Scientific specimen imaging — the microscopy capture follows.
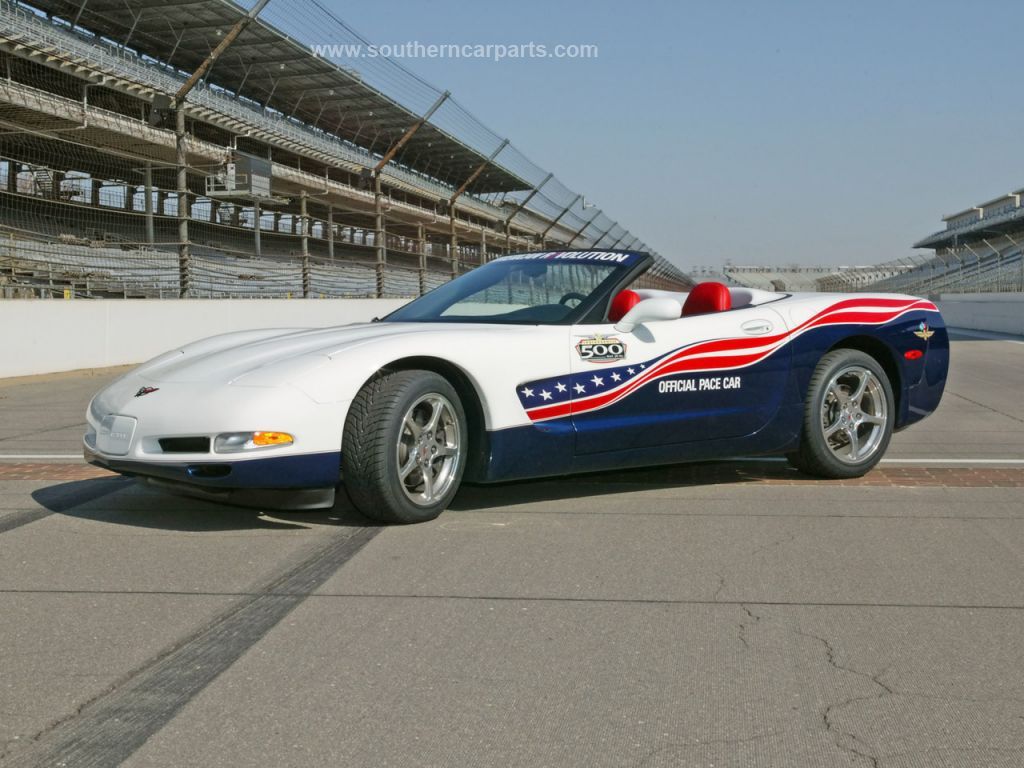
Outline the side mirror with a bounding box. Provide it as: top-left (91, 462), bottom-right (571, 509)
top-left (614, 298), bottom-right (681, 333)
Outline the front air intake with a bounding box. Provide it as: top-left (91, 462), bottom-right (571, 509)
top-left (158, 437), bottom-right (211, 453)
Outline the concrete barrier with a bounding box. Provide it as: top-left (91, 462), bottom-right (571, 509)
top-left (937, 293), bottom-right (1024, 336)
top-left (0, 298), bottom-right (408, 378)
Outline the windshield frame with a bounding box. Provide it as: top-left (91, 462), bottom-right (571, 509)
top-left (382, 251), bottom-right (654, 326)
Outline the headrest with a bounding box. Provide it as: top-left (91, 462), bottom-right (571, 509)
top-left (608, 289), bottom-right (642, 322)
top-left (682, 282), bottom-right (731, 316)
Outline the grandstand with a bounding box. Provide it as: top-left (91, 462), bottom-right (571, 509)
top-left (684, 264), bottom-right (913, 294)
top-left (0, 0), bottom-right (689, 299)
top-left (817, 192), bottom-right (1024, 296)
top-left (691, 191), bottom-right (1024, 296)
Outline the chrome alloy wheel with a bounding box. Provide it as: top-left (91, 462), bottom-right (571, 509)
top-left (820, 365), bottom-right (888, 464)
top-left (396, 393), bottom-right (462, 506)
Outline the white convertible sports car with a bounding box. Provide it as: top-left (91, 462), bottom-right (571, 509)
top-left (85, 250), bottom-right (948, 523)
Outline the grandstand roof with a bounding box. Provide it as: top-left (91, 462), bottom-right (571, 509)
top-left (918, 189), bottom-right (1024, 249)
top-left (26, 0), bottom-right (531, 194)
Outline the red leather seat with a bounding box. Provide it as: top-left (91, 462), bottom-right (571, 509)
top-left (608, 289), bottom-right (641, 322)
top-left (682, 282), bottom-right (731, 316)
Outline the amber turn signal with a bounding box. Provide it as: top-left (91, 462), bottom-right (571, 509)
top-left (251, 431), bottom-right (294, 447)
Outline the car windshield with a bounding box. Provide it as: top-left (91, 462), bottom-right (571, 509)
top-left (383, 251), bottom-right (646, 324)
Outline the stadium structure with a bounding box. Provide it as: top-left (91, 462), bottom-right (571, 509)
top-left (0, 0), bottom-right (690, 299)
top-left (821, 191), bottom-right (1024, 296)
top-left (696, 190), bottom-right (1024, 297)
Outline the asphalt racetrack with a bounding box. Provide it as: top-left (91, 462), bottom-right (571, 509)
top-left (0, 330), bottom-right (1022, 767)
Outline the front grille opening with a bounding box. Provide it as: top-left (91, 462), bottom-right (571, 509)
top-left (159, 437), bottom-right (211, 453)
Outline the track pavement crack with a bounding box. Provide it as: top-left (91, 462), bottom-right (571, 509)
top-left (794, 626), bottom-right (893, 768)
top-left (946, 389), bottom-right (1024, 424)
top-left (737, 603), bottom-right (762, 650)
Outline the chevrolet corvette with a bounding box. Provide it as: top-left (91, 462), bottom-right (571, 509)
top-left (84, 250), bottom-right (948, 523)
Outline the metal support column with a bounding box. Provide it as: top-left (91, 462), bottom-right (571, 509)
top-left (449, 212), bottom-right (458, 280)
top-left (174, 0), bottom-right (271, 105)
top-left (253, 200), bottom-right (261, 257)
top-left (375, 174), bottom-right (386, 297)
top-left (417, 223), bottom-right (426, 296)
top-left (327, 205), bottom-right (334, 260)
top-left (300, 191), bottom-right (310, 298)
top-left (540, 193), bottom-right (582, 245)
top-left (175, 108), bottom-right (191, 297)
top-left (143, 162), bottom-right (154, 245)
top-left (373, 91), bottom-right (450, 174)
top-left (567, 210), bottom-right (601, 247)
top-left (504, 173), bottom-right (552, 249)
top-left (448, 139), bottom-right (509, 211)
top-left (590, 222), bottom-right (617, 248)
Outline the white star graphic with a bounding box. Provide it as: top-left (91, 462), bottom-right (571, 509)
top-left (611, 372), bottom-right (622, 382)
top-left (590, 375), bottom-right (604, 387)
top-left (520, 387), bottom-right (534, 398)
top-left (627, 367), bottom-right (635, 375)
top-left (555, 382), bottom-right (567, 393)
top-left (574, 383), bottom-right (586, 394)
top-left (540, 389), bottom-right (552, 401)
top-left (640, 364), bottom-right (646, 369)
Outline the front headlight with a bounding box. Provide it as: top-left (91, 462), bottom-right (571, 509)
top-left (214, 431), bottom-right (294, 453)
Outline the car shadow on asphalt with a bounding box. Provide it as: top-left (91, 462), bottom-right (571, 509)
top-left (31, 460), bottom-right (802, 528)
top-left (32, 477), bottom-right (373, 532)
top-left (450, 459), bottom-right (800, 512)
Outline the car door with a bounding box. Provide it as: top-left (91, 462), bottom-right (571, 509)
top-left (569, 304), bottom-right (791, 454)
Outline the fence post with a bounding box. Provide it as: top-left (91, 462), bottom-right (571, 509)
top-left (175, 108), bottom-right (191, 297)
top-left (374, 174), bottom-right (386, 298)
top-left (417, 223), bottom-right (426, 296)
top-left (300, 191), bottom-right (310, 298)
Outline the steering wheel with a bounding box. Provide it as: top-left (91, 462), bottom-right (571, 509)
top-left (558, 291), bottom-right (587, 308)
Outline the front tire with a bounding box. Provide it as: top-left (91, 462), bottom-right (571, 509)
top-left (788, 349), bottom-right (894, 479)
top-left (342, 370), bottom-right (467, 524)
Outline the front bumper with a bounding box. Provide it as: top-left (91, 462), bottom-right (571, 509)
top-left (84, 444), bottom-right (341, 510)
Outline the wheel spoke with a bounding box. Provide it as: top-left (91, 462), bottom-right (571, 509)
top-left (824, 420), bottom-right (843, 439)
top-left (421, 465), bottom-right (434, 501)
top-left (828, 383), bottom-right (847, 405)
top-left (861, 413), bottom-right (884, 426)
top-left (424, 399), bottom-right (444, 434)
top-left (399, 452), bottom-right (418, 480)
top-left (846, 427), bottom-right (860, 458)
top-left (404, 414), bottom-right (421, 439)
top-left (850, 370), bottom-right (869, 406)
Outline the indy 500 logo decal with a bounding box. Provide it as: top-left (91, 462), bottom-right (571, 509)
top-left (576, 334), bottom-right (626, 363)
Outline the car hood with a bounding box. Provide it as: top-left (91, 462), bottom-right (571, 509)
top-left (137, 321), bottom-right (500, 386)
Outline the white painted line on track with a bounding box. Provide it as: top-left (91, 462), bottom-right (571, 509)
top-left (881, 458), bottom-right (1024, 465)
top-left (721, 457), bottom-right (1024, 465)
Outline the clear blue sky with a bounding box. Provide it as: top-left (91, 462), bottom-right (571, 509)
top-left (320, 0), bottom-right (1023, 270)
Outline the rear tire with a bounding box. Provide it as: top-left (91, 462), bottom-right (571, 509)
top-left (342, 370), bottom-right (467, 524)
top-left (787, 349), bottom-right (894, 479)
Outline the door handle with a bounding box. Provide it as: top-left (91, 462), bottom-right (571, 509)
top-left (741, 319), bottom-right (774, 336)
